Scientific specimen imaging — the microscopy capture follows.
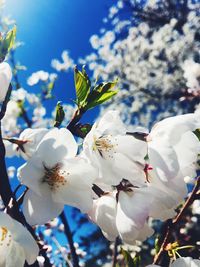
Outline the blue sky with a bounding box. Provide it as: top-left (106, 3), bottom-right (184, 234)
top-left (4, 0), bottom-right (115, 123)
top-left (3, 0), bottom-right (115, 253)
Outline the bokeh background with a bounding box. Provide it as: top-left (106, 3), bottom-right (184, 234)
top-left (1, 0), bottom-right (200, 266)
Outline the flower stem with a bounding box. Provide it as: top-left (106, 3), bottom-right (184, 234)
top-left (112, 237), bottom-right (120, 267)
top-left (60, 211), bottom-right (80, 267)
top-left (153, 176), bottom-right (200, 265)
top-left (0, 123), bottom-right (15, 206)
top-left (0, 94), bottom-right (51, 267)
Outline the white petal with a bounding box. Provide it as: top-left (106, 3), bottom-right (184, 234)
top-left (143, 184), bottom-right (177, 221)
top-left (171, 257), bottom-right (200, 267)
top-left (54, 185), bottom-right (93, 213)
top-left (19, 128), bottom-right (48, 159)
top-left (0, 62), bottom-right (12, 102)
top-left (6, 241), bottom-right (26, 267)
top-left (52, 158), bottom-right (97, 212)
top-left (148, 138), bottom-right (179, 182)
top-left (116, 205), bottom-right (139, 244)
top-left (4, 140), bottom-right (17, 158)
top-left (116, 190), bottom-right (152, 244)
top-left (112, 153), bottom-right (146, 186)
top-left (150, 113), bottom-right (200, 145)
top-left (17, 156), bottom-right (47, 196)
top-left (89, 193), bottom-right (118, 241)
top-left (0, 212), bottom-right (39, 265)
top-left (174, 131), bottom-right (200, 178)
top-left (136, 223), bottom-right (154, 242)
top-left (115, 135), bottom-right (147, 163)
top-left (146, 265), bottom-right (161, 267)
top-left (96, 110), bottom-right (126, 135)
top-left (36, 128), bottom-right (78, 167)
top-left (23, 190), bottom-right (64, 225)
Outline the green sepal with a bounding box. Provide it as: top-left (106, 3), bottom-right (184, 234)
top-left (121, 248), bottom-right (135, 267)
top-left (133, 255), bottom-right (141, 267)
top-left (74, 65), bottom-right (91, 107)
top-left (79, 123), bottom-right (92, 136)
top-left (54, 101), bottom-right (65, 127)
top-left (0, 25), bottom-right (17, 61)
top-left (155, 236), bottom-right (160, 254)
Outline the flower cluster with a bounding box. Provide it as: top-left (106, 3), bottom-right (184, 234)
top-left (5, 108), bottom-right (198, 246)
top-left (1, 5), bottom-right (200, 264)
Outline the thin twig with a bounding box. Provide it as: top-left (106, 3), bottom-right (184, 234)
top-left (112, 237), bottom-right (120, 267)
top-left (0, 87), bottom-right (51, 266)
top-left (153, 177), bottom-right (200, 264)
top-left (52, 236), bottom-right (73, 267)
top-left (60, 211), bottom-right (80, 267)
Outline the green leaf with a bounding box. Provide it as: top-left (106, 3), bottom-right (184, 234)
top-left (121, 248), bottom-right (135, 267)
top-left (74, 66), bottom-right (91, 107)
top-left (133, 255), bottom-right (141, 267)
top-left (121, 248), bottom-right (141, 267)
top-left (155, 236), bottom-right (160, 254)
top-left (0, 25), bottom-right (17, 60)
top-left (85, 80), bottom-right (118, 110)
top-left (54, 101), bottom-right (65, 127)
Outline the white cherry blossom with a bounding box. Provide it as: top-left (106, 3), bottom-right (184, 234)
top-left (51, 51), bottom-right (74, 72)
top-left (17, 128), bottom-right (49, 159)
top-left (27, 70), bottom-right (49, 86)
top-left (89, 188), bottom-right (154, 244)
top-left (0, 62), bottom-right (12, 102)
top-left (148, 113), bottom-right (200, 182)
top-left (183, 59), bottom-right (200, 93)
top-left (4, 128), bottom-right (48, 159)
top-left (18, 128), bottom-right (97, 225)
top-left (0, 212), bottom-right (39, 267)
top-left (147, 257), bottom-right (200, 267)
top-left (1, 100), bottom-right (20, 134)
top-left (83, 110), bottom-right (147, 186)
top-left (141, 113), bottom-right (200, 219)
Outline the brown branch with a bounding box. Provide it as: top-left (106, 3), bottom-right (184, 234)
top-left (20, 105), bottom-right (33, 128)
top-left (67, 107), bottom-right (86, 137)
top-left (153, 176), bottom-right (200, 264)
top-left (0, 86), bottom-right (51, 266)
top-left (60, 211), bottom-right (80, 267)
top-left (112, 237), bottom-right (120, 267)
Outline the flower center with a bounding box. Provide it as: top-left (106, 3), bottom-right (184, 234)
top-left (0, 227), bottom-right (12, 247)
top-left (42, 163), bottom-right (68, 191)
top-left (93, 135), bottom-right (117, 158)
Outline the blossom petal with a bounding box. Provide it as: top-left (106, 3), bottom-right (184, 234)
top-left (115, 135), bottom-right (147, 163)
top-left (36, 128), bottom-right (78, 167)
top-left (96, 110), bottom-right (126, 135)
top-left (17, 156), bottom-right (47, 196)
top-left (89, 193), bottom-right (118, 241)
top-left (150, 113), bottom-right (200, 145)
top-left (23, 190), bottom-right (64, 225)
top-left (6, 242), bottom-right (26, 267)
top-left (0, 212), bottom-right (39, 265)
top-left (148, 138), bottom-right (179, 182)
top-left (52, 157), bottom-right (97, 213)
top-left (171, 257), bottom-right (200, 267)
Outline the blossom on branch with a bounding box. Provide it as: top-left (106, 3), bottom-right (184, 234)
top-left (0, 62), bottom-right (12, 102)
top-left (0, 212), bottom-right (39, 267)
top-left (18, 128), bottom-right (97, 225)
